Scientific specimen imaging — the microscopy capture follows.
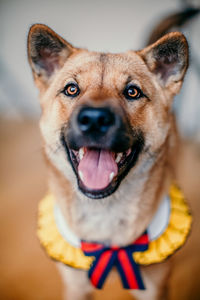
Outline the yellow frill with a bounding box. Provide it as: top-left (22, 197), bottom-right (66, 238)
top-left (37, 184), bottom-right (192, 269)
top-left (38, 194), bottom-right (92, 270)
top-left (133, 185), bottom-right (192, 264)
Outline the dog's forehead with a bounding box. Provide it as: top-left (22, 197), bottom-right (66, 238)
top-left (63, 50), bottom-right (147, 85)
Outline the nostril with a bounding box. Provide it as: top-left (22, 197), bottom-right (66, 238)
top-left (80, 116), bottom-right (90, 125)
top-left (97, 114), bottom-right (115, 133)
top-left (98, 116), bottom-right (107, 126)
top-left (99, 113), bottom-right (114, 126)
top-left (78, 113), bottom-right (92, 132)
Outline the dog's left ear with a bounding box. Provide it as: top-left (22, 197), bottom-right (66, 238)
top-left (28, 24), bottom-right (75, 89)
top-left (139, 32), bottom-right (188, 91)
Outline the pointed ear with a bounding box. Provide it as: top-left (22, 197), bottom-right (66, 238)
top-left (27, 24), bottom-right (75, 87)
top-left (138, 32), bottom-right (189, 89)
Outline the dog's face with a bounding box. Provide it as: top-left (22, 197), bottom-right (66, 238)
top-left (28, 25), bottom-right (188, 199)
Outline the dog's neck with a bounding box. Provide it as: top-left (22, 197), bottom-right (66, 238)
top-left (48, 135), bottom-right (173, 246)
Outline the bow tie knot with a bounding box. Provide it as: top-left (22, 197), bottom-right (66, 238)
top-left (81, 232), bottom-right (149, 289)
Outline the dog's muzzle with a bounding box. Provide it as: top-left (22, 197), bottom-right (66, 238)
top-left (61, 104), bottom-right (144, 199)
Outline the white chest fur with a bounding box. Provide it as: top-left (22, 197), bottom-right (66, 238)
top-left (54, 194), bottom-right (170, 247)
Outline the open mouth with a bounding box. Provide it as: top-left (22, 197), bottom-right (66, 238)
top-left (61, 136), bottom-right (143, 199)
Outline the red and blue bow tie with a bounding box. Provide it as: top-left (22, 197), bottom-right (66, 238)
top-left (81, 232), bottom-right (149, 290)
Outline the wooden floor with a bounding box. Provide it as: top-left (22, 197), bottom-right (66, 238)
top-left (0, 119), bottom-right (200, 300)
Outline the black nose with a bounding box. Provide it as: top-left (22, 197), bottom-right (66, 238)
top-left (77, 107), bottom-right (115, 134)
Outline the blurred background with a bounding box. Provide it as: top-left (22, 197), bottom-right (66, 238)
top-left (0, 0), bottom-right (200, 299)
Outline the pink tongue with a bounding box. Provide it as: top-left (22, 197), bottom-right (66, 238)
top-left (78, 149), bottom-right (118, 190)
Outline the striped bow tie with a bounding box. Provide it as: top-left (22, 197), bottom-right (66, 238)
top-left (81, 232), bottom-right (149, 289)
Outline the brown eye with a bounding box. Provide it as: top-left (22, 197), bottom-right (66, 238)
top-left (63, 83), bottom-right (80, 97)
top-left (123, 85), bottom-right (143, 101)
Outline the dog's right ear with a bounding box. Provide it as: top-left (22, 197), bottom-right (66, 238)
top-left (27, 24), bottom-right (75, 89)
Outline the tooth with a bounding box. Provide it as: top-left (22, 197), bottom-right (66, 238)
top-left (115, 152), bottom-right (123, 163)
top-left (109, 172), bottom-right (115, 182)
top-left (79, 148), bottom-right (85, 160)
top-left (78, 170), bottom-right (84, 181)
top-left (126, 149), bottom-right (131, 156)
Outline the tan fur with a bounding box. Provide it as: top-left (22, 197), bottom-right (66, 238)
top-left (28, 24), bottom-right (188, 300)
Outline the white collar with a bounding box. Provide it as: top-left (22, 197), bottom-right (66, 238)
top-left (54, 195), bottom-right (170, 248)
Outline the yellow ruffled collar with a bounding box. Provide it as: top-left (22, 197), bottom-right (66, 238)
top-left (37, 184), bottom-right (192, 269)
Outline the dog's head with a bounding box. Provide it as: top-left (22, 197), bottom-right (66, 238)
top-left (28, 24), bottom-right (188, 199)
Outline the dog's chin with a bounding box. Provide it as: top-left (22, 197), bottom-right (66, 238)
top-left (61, 135), bottom-right (143, 199)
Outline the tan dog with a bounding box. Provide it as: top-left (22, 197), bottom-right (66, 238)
top-left (27, 24), bottom-right (189, 300)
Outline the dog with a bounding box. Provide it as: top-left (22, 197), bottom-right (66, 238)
top-left (27, 23), bottom-right (191, 300)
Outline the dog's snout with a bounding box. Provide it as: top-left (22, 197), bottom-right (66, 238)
top-left (67, 104), bottom-right (133, 151)
top-left (77, 107), bottom-right (115, 134)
